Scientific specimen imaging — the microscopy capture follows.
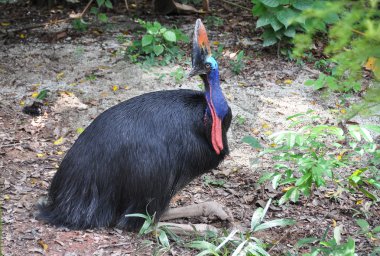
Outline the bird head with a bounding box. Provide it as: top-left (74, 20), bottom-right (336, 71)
top-left (189, 19), bottom-right (213, 78)
top-left (189, 19), bottom-right (229, 155)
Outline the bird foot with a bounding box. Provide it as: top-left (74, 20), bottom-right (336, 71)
top-left (161, 201), bottom-right (234, 223)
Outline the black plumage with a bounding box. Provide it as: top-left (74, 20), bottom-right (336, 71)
top-left (38, 90), bottom-right (232, 230)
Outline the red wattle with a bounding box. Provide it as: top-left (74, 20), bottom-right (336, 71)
top-left (207, 101), bottom-right (223, 155)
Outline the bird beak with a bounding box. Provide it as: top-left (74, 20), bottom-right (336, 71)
top-left (189, 19), bottom-right (211, 77)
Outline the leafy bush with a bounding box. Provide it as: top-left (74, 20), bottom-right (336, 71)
top-left (126, 20), bottom-right (189, 66)
top-left (293, 0), bottom-right (380, 95)
top-left (251, 0), bottom-right (336, 47)
top-left (188, 199), bottom-right (295, 255)
top-left (245, 110), bottom-right (380, 204)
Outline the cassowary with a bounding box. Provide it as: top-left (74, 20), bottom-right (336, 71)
top-left (38, 19), bottom-right (232, 231)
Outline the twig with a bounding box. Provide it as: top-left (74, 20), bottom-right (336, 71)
top-left (220, 0), bottom-right (251, 11)
top-left (79, 0), bottom-right (94, 18)
top-left (267, 228), bottom-right (292, 254)
top-left (97, 242), bottom-right (132, 250)
top-left (0, 142), bottom-right (24, 148)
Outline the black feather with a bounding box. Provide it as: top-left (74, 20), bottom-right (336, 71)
top-left (38, 89), bottom-right (231, 231)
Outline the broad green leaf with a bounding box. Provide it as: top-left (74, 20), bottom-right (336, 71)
top-left (259, 0), bottom-right (280, 7)
top-left (262, 29), bottom-right (278, 47)
top-left (372, 226), bottom-right (380, 233)
top-left (141, 34), bottom-right (153, 47)
top-left (276, 8), bottom-right (297, 28)
top-left (363, 124), bottom-right (380, 133)
top-left (254, 218), bottom-right (295, 232)
top-left (256, 13), bottom-right (277, 28)
top-left (251, 207), bottom-right (264, 230)
top-left (163, 31), bottom-right (176, 42)
top-left (158, 230), bottom-right (170, 248)
top-left (96, 0), bottom-right (105, 6)
top-left (359, 126), bottom-right (373, 142)
top-left (292, 0), bottom-right (313, 10)
top-left (153, 45), bottom-right (164, 56)
top-left (356, 219), bottom-right (370, 232)
top-left (98, 13), bottom-right (108, 23)
top-left (242, 136), bottom-right (263, 148)
top-left (284, 26), bottom-right (296, 37)
top-left (104, 0), bottom-right (113, 8)
top-left (295, 172), bottom-right (312, 186)
top-left (270, 18), bottom-right (283, 31)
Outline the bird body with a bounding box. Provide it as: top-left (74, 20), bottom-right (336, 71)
top-left (38, 19), bottom-right (231, 231)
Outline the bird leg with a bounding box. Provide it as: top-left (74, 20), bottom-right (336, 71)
top-left (161, 201), bottom-right (233, 222)
top-left (157, 222), bottom-right (218, 235)
top-left (157, 202), bottom-right (233, 235)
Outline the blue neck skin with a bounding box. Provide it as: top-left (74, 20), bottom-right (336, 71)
top-left (202, 58), bottom-right (229, 119)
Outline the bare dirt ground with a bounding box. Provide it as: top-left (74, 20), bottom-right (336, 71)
top-left (1, 2), bottom-right (379, 255)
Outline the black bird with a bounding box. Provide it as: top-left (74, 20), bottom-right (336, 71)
top-left (38, 19), bottom-right (232, 231)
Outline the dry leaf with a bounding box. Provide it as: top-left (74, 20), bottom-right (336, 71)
top-left (37, 239), bottom-right (49, 251)
top-left (56, 72), bottom-right (65, 80)
top-left (53, 137), bottom-right (64, 145)
top-left (282, 186), bottom-right (294, 192)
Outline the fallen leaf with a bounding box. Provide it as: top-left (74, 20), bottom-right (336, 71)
top-left (264, 130), bottom-right (273, 136)
top-left (356, 199), bottom-right (363, 205)
top-left (364, 57), bottom-right (377, 71)
top-left (53, 137), bottom-right (64, 145)
top-left (282, 186), bottom-right (294, 192)
top-left (31, 92), bottom-right (39, 98)
top-left (284, 79), bottom-right (293, 85)
top-left (76, 127), bottom-right (85, 134)
top-left (37, 239), bottom-right (49, 251)
top-left (332, 219), bottom-right (337, 227)
top-left (56, 151), bottom-right (64, 155)
top-left (20, 100), bottom-right (25, 106)
top-left (36, 153), bottom-right (45, 158)
top-left (112, 85), bottom-right (119, 91)
top-left (56, 72), bottom-right (65, 80)
top-left (262, 122), bottom-right (270, 129)
top-left (1, 22), bottom-right (11, 26)
top-left (4, 195), bottom-right (10, 200)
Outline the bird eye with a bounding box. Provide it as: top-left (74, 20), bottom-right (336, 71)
top-left (205, 63), bottom-right (211, 71)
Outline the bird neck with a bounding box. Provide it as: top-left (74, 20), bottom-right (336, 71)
top-left (201, 70), bottom-right (228, 119)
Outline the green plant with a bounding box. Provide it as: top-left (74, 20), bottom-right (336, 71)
top-left (294, 0), bottom-right (380, 95)
top-left (294, 225), bottom-right (356, 255)
top-left (72, 18), bottom-right (88, 32)
top-left (230, 51), bottom-right (245, 75)
top-left (90, 0), bottom-right (113, 23)
top-left (245, 110), bottom-right (380, 204)
top-left (236, 114), bottom-right (246, 125)
top-left (251, 0), bottom-right (335, 47)
top-left (356, 219), bottom-right (380, 241)
top-left (125, 213), bottom-right (180, 254)
top-left (187, 199), bottom-right (295, 255)
top-left (170, 67), bottom-right (185, 84)
top-left (203, 175), bottom-right (225, 187)
top-left (126, 20), bottom-right (189, 66)
top-left (205, 16), bottom-right (224, 27)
